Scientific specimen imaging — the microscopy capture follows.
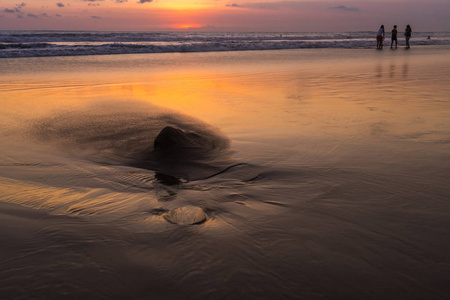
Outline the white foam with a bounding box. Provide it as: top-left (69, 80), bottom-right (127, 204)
top-left (1, 31), bottom-right (449, 58)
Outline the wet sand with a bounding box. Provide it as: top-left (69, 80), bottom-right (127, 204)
top-left (1, 47), bottom-right (450, 299)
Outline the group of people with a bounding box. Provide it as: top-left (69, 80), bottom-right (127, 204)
top-left (376, 24), bottom-right (412, 49)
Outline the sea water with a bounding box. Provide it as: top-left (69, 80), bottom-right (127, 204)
top-left (1, 45), bottom-right (450, 299)
top-left (1, 30), bottom-right (450, 57)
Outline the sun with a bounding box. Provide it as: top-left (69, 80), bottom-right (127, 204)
top-left (172, 23), bottom-right (203, 29)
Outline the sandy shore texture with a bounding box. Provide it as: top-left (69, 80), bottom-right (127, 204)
top-left (1, 47), bottom-right (450, 299)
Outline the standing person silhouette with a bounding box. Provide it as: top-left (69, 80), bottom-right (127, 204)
top-left (391, 25), bottom-right (398, 49)
top-left (377, 25), bottom-right (385, 49)
top-left (405, 24), bottom-right (412, 49)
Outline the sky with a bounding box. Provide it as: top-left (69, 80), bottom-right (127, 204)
top-left (1, 0), bottom-right (450, 32)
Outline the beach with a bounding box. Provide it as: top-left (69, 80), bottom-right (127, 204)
top-left (1, 46), bottom-right (450, 299)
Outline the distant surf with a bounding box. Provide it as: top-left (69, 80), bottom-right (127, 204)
top-left (1, 31), bottom-right (450, 58)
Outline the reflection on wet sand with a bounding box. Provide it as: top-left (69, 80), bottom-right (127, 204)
top-left (1, 48), bottom-right (450, 299)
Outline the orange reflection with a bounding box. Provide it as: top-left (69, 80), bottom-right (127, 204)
top-left (2, 50), bottom-right (450, 144)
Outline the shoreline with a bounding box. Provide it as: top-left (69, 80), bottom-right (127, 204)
top-left (0, 44), bottom-right (448, 59)
top-left (1, 41), bottom-right (450, 300)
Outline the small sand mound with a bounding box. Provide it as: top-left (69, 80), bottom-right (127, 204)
top-left (164, 206), bottom-right (207, 225)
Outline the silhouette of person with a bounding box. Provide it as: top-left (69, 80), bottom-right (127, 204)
top-left (391, 25), bottom-right (398, 49)
top-left (377, 25), bottom-right (385, 49)
top-left (405, 24), bottom-right (412, 49)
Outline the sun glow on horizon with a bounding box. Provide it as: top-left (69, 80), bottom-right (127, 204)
top-left (172, 23), bottom-right (204, 29)
top-left (0, 0), bottom-right (449, 31)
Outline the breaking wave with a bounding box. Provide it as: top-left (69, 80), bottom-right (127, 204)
top-left (1, 30), bottom-right (449, 58)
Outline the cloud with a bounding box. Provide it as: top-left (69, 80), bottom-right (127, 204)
top-left (137, 0), bottom-right (153, 3)
top-left (182, 24), bottom-right (216, 30)
top-left (226, 3), bottom-right (242, 7)
top-left (115, 0), bottom-right (127, 2)
top-left (16, 2), bottom-right (26, 10)
top-left (329, 5), bottom-right (360, 12)
top-left (4, 2), bottom-right (26, 14)
top-left (91, 15), bottom-right (102, 19)
top-left (27, 13), bottom-right (38, 18)
top-left (240, 1), bottom-right (305, 11)
top-left (55, 13), bottom-right (62, 17)
top-left (56, 2), bottom-right (65, 7)
top-left (189, 25), bottom-right (217, 31)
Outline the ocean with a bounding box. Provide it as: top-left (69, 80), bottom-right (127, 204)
top-left (1, 32), bottom-right (450, 299)
top-left (1, 30), bottom-right (450, 57)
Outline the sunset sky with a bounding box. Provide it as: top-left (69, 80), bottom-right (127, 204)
top-left (1, 0), bottom-right (449, 32)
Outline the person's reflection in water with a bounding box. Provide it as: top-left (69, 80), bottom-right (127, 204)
top-left (389, 64), bottom-right (396, 78)
top-left (375, 63), bottom-right (383, 78)
top-left (402, 62), bottom-right (409, 79)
